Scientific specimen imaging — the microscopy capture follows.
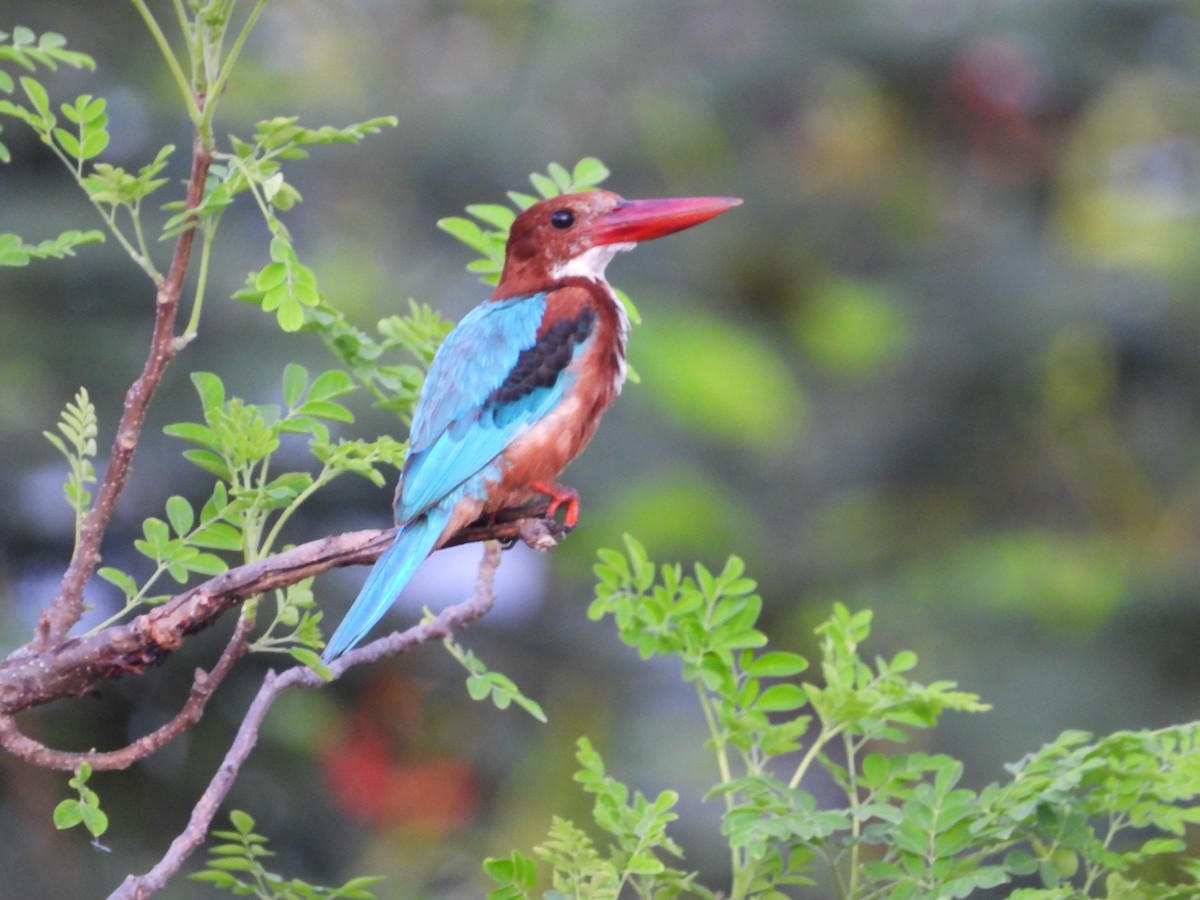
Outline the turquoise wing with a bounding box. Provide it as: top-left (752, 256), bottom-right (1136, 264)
top-left (396, 292), bottom-right (593, 522)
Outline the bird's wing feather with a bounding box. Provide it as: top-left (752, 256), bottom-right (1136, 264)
top-left (396, 291), bottom-right (595, 522)
top-left (321, 504), bottom-right (451, 661)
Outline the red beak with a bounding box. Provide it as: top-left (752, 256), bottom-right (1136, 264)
top-left (591, 196), bottom-right (742, 245)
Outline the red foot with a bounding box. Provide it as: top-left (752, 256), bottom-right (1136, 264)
top-left (531, 481), bottom-right (580, 529)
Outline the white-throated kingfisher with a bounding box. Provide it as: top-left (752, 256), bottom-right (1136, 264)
top-left (323, 189), bottom-right (741, 659)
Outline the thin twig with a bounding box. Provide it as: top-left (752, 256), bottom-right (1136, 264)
top-left (36, 126), bottom-right (213, 651)
top-left (1, 502), bottom-right (561, 716)
top-left (108, 542), bottom-right (504, 900)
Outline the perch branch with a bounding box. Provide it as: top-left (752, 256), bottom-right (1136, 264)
top-left (37, 122), bottom-right (214, 650)
top-left (108, 541), bottom-right (505, 900)
top-left (0, 502), bottom-right (562, 717)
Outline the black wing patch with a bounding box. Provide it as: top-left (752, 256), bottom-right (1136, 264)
top-left (487, 306), bottom-right (596, 408)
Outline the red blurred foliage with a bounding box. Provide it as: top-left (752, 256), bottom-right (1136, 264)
top-left (320, 671), bottom-right (479, 832)
top-left (947, 36), bottom-right (1059, 185)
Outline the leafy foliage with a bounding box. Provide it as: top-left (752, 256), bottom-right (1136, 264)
top-left (43, 388), bottom-right (98, 548)
top-left (191, 810), bottom-right (382, 900)
top-left (301, 298), bottom-right (454, 423)
top-left (0, 26), bottom-right (95, 163)
top-left (53, 762), bottom-right (108, 844)
top-left (212, 115), bottom-right (397, 331)
top-left (152, 366), bottom-right (404, 664)
top-left (487, 539), bottom-right (1200, 898)
top-left (486, 738), bottom-right (704, 900)
top-left (442, 631), bottom-right (547, 723)
top-left (0, 229), bottom-right (104, 266)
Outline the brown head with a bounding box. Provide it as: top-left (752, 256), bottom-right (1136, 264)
top-left (493, 189), bottom-right (741, 299)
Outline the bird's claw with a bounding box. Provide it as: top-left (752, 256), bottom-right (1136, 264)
top-left (531, 481), bottom-right (580, 530)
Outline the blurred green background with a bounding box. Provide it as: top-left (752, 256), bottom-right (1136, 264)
top-left (2, 1), bottom-right (1199, 896)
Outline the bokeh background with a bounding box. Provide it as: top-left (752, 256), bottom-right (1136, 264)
top-left (2, 1), bottom-right (1199, 896)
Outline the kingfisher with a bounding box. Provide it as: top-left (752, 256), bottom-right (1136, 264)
top-left (323, 189), bottom-right (741, 660)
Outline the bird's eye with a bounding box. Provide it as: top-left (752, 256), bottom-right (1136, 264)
top-left (550, 209), bottom-right (575, 229)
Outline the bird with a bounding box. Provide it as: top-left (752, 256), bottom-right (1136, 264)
top-left (323, 188), bottom-right (741, 660)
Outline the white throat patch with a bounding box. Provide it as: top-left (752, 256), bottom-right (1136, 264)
top-left (551, 242), bottom-right (636, 281)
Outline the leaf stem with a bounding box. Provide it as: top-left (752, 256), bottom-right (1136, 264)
top-left (842, 733), bottom-right (863, 899)
top-left (199, 0), bottom-right (270, 138)
top-left (129, 0), bottom-right (200, 124)
top-left (181, 221), bottom-right (216, 339)
top-left (260, 465), bottom-right (333, 555)
top-left (788, 726), bottom-right (838, 790)
top-left (128, 200), bottom-right (158, 283)
top-left (695, 681), bottom-right (746, 896)
top-left (39, 137), bottom-right (159, 281)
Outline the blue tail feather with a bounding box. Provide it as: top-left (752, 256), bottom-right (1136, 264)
top-left (322, 506), bottom-right (451, 661)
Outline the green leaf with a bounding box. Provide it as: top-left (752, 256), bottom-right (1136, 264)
top-left (78, 803), bottom-right (108, 838)
top-left (466, 674), bottom-right (491, 701)
top-left (437, 216), bottom-right (493, 256)
top-left (0, 233), bottom-right (29, 266)
top-left (190, 371), bottom-right (226, 413)
top-left (307, 369), bottom-right (356, 402)
top-left (746, 651), bottom-right (809, 678)
top-left (165, 495), bottom-right (194, 537)
top-left (187, 871), bottom-right (237, 888)
top-left (298, 399), bottom-right (354, 423)
top-left (282, 362), bottom-right (308, 408)
top-left (19, 76), bottom-right (49, 122)
top-left (53, 126), bottom-right (80, 159)
top-left (98, 566), bottom-right (138, 598)
top-left (53, 799), bottom-right (83, 829)
top-left (191, 522), bottom-right (243, 551)
top-left (229, 810), bottom-right (256, 834)
top-left (547, 161), bottom-right (572, 190)
top-left (80, 128), bottom-right (108, 160)
top-left (290, 647), bottom-right (332, 681)
top-left (206, 856), bottom-right (256, 872)
top-left (186, 553), bottom-right (228, 576)
top-left (277, 296), bottom-right (305, 331)
top-left (507, 190), bottom-right (539, 210)
top-left (572, 156), bottom-right (610, 187)
top-left (183, 449), bottom-right (232, 480)
top-left (754, 683), bottom-right (807, 712)
top-left (255, 261), bottom-right (288, 292)
top-left (530, 171), bottom-right (558, 198)
top-left (466, 203), bottom-right (516, 229)
top-left (163, 421), bottom-right (219, 450)
top-left (81, 96), bottom-right (106, 122)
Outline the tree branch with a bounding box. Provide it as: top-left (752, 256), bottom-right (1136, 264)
top-left (36, 124), bottom-right (214, 650)
top-left (0, 502), bottom-right (562, 717)
top-left (109, 541), bottom-right (505, 900)
top-left (0, 614), bottom-right (252, 772)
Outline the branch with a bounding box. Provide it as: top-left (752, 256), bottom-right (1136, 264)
top-left (36, 125), bottom-right (214, 650)
top-left (109, 541), bottom-right (505, 900)
top-left (0, 502), bottom-right (563, 716)
top-left (0, 615), bottom-right (252, 771)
